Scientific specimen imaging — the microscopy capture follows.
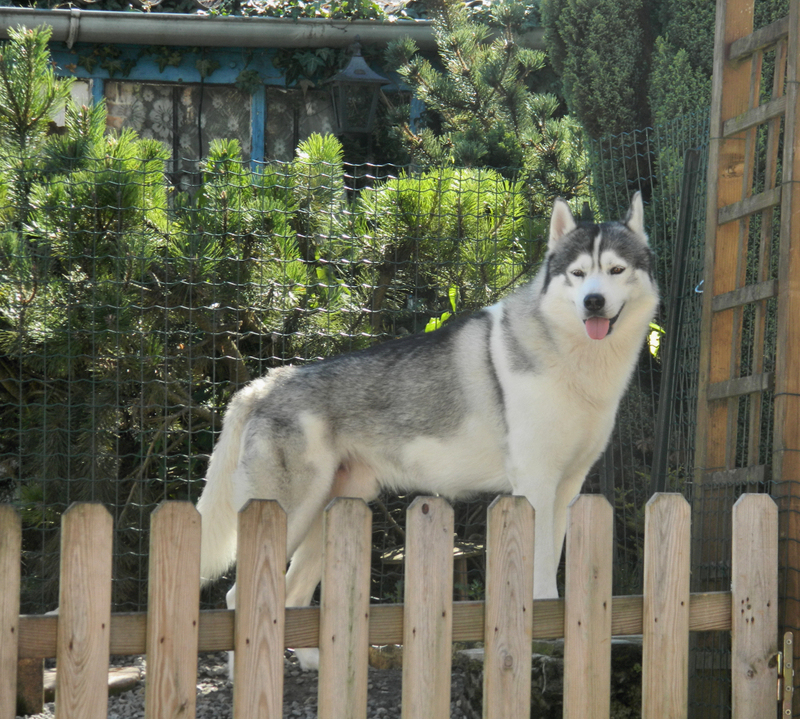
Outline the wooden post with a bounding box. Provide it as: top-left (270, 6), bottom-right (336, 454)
top-left (563, 494), bottom-right (613, 719)
top-left (233, 500), bottom-right (286, 719)
top-left (774, 3), bottom-right (800, 710)
top-left (401, 497), bottom-right (454, 719)
top-left (55, 503), bottom-right (113, 719)
top-left (1, 505), bottom-right (21, 719)
top-left (693, 0), bottom-right (756, 591)
top-left (731, 494), bottom-right (778, 717)
top-left (318, 498), bottom-right (372, 719)
top-left (144, 502), bottom-right (201, 719)
top-left (15, 659), bottom-right (43, 717)
top-left (483, 496), bottom-right (534, 719)
top-left (642, 494), bottom-right (690, 718)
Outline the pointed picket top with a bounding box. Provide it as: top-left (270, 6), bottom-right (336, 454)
top-left (564, 494), bottom-right (613, 719)
top-left (642, 493), bottom-right (690, 719)
top-left (234, 500), bottom-right (287, 719)
top-left (56, 503), bottom-right (113, 719)
top-left (402, 497), bottom-right (454, 719)
top-left (319, 498), bottom-right (372, 719)
top-left (731, 493), bottom-right (778, 716)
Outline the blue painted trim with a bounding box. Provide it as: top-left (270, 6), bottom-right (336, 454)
top-left (251, 84), bottom-right (265, 167)
top-left (50, 42), bottom-right (282, 85)
top-left (91, 77), bottom-right (104, 106)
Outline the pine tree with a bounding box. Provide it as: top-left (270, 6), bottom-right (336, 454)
top-left (0, 26), bottom-right (74, 229)
top-left (385, 0), bottom-right (587, 212)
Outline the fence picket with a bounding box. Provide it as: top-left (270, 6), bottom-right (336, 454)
top-left (55, 503), bottom-right (113, 719)
top-left (563, 494), bottom-right (613, 719)
top-left (642, 493), bottom-right (691, 719)
top-left (144, 502), bottom-right (201, 719)
top-left (483, 496), bottom-right (534, 719)
top-left (0, 505), bottom-right (20, 719)
top-left (401, 497), bottom-right (454, 719)
top-left (731, 494), bottom-right (778, 717)
top-left (3, 493), bottom-right (785, 717)
top-left (318, 498), bottom-right (372, 719)
top-left (233, 500), bottom-right (286, 719)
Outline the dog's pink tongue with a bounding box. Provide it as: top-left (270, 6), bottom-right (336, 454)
top-left (585, 317), bottom-right (610, 340)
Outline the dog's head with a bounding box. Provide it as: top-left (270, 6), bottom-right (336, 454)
top-left (542, 192), bottom-right (658, 341)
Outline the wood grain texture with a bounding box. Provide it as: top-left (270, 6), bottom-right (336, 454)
top-left (694, 0), bottom-right (754, 484)
top-left (144, 502), bottom-right (201, 719)
top-left (401, 497), bottom-right (454, 719)
top-left (692, 1), bottom-right (756, 613)
top-left (17, 591), bottom-right (736, 658)
top-left (731, 494), bottom-right (778, 717)
top-left (642, 494), bottom-right (690, 719)
top-left (318, 498), bottom-right (372, 719)
top-left (233, 500), bottom-right (286, 719)
top-left (773, 6), bottom-right (800, 708)
top-left (483, 496), bottom-right (534, 719)
top-left (54, 504), bottom-right (113, 719)
top-left (0, 505), bottom-right (21, 719)
top-left (563, 495), bottom-right (613, 719)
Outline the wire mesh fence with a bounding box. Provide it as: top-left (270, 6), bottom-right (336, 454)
top-left (0, 114), bottom-right (711, 622)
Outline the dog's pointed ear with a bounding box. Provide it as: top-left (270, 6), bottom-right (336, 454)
top-left (549, 198), bottom-right (577, 250)
top-left (625, 191), bottom-right (647, 240)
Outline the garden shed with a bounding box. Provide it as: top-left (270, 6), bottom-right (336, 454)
top-left (0, 4), bottom-right (544, 180)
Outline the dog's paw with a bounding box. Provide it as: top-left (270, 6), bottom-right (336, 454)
top-left (294, 647), bottom-right (320, 671)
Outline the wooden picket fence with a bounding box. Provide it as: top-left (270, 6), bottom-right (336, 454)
top-left (0, 493), bottom-right (782, 719)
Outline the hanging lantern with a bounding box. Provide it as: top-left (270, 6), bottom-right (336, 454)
top-left (329, 39), bottom-right (390, 135)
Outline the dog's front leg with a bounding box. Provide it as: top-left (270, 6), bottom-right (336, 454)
top-left (531, 491), bottom-right (561, 601)
top-left (551, 471), bottom-right (591, 585)
top-left (512, 468), bottom-right (589, 600)
top-left (509, 479), bottom-right (560, 600)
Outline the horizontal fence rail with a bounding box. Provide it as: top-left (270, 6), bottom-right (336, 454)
top-left (1, 493), bottom-right (779, 718)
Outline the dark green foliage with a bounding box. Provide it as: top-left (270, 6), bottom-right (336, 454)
top-left (646, 0), bottom-right (715, 129)
top-left (386, 0), bottom-right (587, 208)
top-left (652, 0), bottom-right (715, 76)
top-left (540, 0), bottom-right (651, 139)
top-left (539, 0), bottom-right (715, 199)
top-left (648, 37), bottom-right (712, 128)
top-left (541, 0), bottom-right (789, 141)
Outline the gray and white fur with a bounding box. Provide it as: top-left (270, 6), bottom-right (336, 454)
top-left (197, 192), bottom-right (659, 669)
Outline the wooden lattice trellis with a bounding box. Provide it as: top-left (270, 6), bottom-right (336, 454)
top-left (694, 0), bottom-right (799, 714)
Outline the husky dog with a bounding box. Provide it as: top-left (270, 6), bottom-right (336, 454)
top-left (197, 192), bottom-right (658, 668)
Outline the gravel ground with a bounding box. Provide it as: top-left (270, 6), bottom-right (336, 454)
top-left (17, 651), bottom-right (471, 719)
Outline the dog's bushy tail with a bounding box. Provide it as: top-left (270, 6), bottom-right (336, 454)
top-left (197, 376), bottom-right (271, 584)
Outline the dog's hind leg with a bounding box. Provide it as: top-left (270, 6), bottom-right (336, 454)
top-left (285, 512), bottom-right (325, 670)
top-left (225, 511), bottom-right (326, 676)
top-left (286, 460), bottom-right (379, 671)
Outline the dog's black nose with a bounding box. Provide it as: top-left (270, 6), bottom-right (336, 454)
top-left (584, 294), bottom-right (605, 312)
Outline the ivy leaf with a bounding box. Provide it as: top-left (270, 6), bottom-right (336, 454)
top-left (235, 69), bottom-right (263, 94)
top-left (195, 58), bottom-right (221, 79)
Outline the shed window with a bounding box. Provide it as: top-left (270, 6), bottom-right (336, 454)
top-left (105, 81), bottom-right (251, 190)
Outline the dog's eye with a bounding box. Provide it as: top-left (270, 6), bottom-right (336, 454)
top-left (571, 269), bottom-right (585, 278)
top-left (610, 266), bottom-right (626, 275)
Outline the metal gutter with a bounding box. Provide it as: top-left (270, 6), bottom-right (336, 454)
top-left (0, 7), bottom-right (544, 51)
